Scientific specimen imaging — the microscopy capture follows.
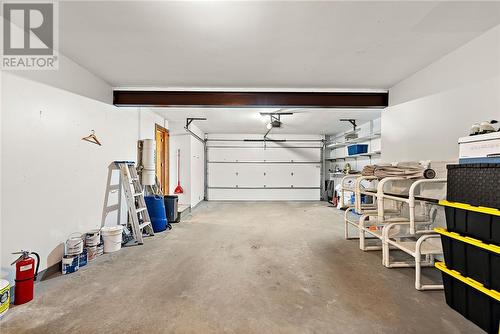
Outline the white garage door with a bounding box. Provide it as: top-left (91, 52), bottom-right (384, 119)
top-left (207, 134), bottom-right (323, 201)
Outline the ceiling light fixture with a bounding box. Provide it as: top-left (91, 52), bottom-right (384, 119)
top-left (260, 111), bottom-right (293, 130)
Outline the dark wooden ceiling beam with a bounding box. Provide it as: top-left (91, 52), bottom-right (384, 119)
top-left (113, 90), bottom-right (388, 108)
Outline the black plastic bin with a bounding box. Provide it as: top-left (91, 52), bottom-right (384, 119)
top-left (436, 228), bottom-right (500, 291)
top-left (436, 262), bottom-right (500, 334)
top-left (441, 201), bottom-right (500, 244)
top-left (164, 195), bottom-right (179, 223)
top-left (446, 163), bottom-right (500, 209)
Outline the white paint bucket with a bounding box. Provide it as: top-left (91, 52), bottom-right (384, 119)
top-left (101, 226), bottom-right (123, 253)
top-left (66, 234), bottom-right (84, 256)
top-left (96, 243), bottom-right (104, 257)
top-left (86, 246), bottom-right (98, 261)
top-left (85, 229), bottom-right (101, 247)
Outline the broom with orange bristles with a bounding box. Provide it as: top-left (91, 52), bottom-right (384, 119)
top-left (174, 149), bottom-right (183, 194)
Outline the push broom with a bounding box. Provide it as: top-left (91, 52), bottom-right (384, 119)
top-left (174, 149), bottom-right (184, 194)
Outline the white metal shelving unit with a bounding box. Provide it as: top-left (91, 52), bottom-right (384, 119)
top-left (326, 133), bottom-right (381, 149)
top-left (325, 119), bottom-right (382, 206)
top-left (325, 150), bottom-right (381, 161)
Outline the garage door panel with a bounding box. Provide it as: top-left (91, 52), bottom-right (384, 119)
top-left (208, 188), bottom-right (321, 201)
top-left (207, 164), bottom-right (238, 187)
top-left (208, 147), bottom-right (320, 162)
top-left (207, 142), bottom-right (321, 201)
top-left (263, 148), bottom-right (319, 161)
top-left (233, 164), bottom-right (265, 187)
top-left (208, 148), bottom-right (261, 161)
top-left (209, 163), bottom-right (320, 188)
top-left (259, 164), bottom-right (320, 187)
top-left (208, 163), bottom-right (267, 187)
top-left (288, 164), bottom-right (321, 187)
top-left (261, 164), bottom-right (294, 187)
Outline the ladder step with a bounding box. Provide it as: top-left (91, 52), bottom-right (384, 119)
top-left (103, 204), bottom-right (120, 212)
top-left (115, 162), bottom-right (154, 245)
top-left (139, 222), bottom-right (151, 230)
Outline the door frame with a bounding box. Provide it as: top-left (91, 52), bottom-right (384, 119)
top-left (155, 124), bottom-right (169, 194)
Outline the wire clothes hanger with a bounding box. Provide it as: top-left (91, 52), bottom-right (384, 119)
top-left (82, 130), bottom-right (102, 146)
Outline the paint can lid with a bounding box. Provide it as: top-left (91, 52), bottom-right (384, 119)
top-left (101, 225), bottom-right (124, 234)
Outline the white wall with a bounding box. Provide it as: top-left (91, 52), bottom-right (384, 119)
top-left (139, 108), bottom-right (168, 140)
top-left (169, 127), bottom-right (191, 205)
top-left (382, 24), bottom-right (500, 162)
top-left (0, 71), bottom-right (3, 281)
top-left (168, 122), bottom-right (205, 207)
top-left (5, 53), bottom-right (112, 105)
top-left (0, 72), bottom-right (166, 285)
top-left (190, 135), bottom-right (205, 207)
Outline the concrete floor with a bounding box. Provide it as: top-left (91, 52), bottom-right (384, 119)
top-left (1, 202), bottom-right (482, 334)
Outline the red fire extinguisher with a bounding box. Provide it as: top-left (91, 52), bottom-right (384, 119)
top-left (11, 250), bottom-right (40, 305)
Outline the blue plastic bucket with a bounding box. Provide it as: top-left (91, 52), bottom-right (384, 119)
top-left (144, 195), bottom-right (168, 232)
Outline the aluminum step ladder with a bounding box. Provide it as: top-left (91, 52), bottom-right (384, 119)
top-left (115, 161), bottom-right (154, 245)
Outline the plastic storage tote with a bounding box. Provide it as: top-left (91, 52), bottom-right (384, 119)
top-left (436, 262), bottom-right (500, 334)
top-left (446, 163), bottom-right (500, 209)
top-left (347, 144), bottom-right (368, 156)
top-left (440, 200), bottom-right (500, 244)
top-left (436, 228), bottom-right (500, 291)
top-left (144, 195), bottom-right (168, 232)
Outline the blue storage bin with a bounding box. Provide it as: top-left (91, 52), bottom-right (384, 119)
top-left (144, 195), bottom-right (168, 232)
top-left (347, 144), bottom-right (368, 156)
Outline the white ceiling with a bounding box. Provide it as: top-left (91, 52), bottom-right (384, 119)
top-left (58, 1), bottom-right (499, 135)
top-left (153, 108), bottom-right (381, 135)
top-left (59, 1), bottom-right (500, 89)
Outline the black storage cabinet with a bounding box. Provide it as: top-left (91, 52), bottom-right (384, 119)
top-left (446, 163), bottom-right (500, 209)
top-left (164, 195), bottom-right (179, 223)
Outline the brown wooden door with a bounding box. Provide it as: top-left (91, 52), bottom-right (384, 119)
top-left (155, 125), bottom-right (169, 194)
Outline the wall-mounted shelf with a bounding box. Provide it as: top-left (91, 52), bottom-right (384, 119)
top-left (326, 150), bottom-right (381, 161)
top-left (326, 133), bottom-right (380, 148)
top-left (324, 119), bottom-right (382, 180)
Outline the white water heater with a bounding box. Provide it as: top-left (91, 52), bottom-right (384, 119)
top-left (142, 139), bottom-right (156, 185)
